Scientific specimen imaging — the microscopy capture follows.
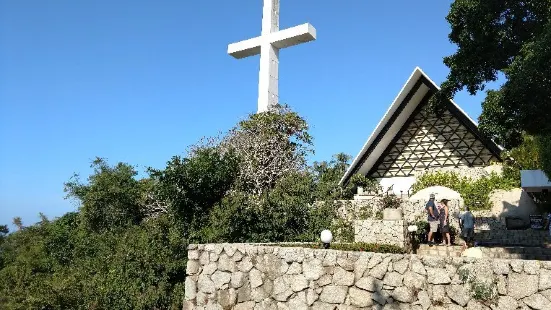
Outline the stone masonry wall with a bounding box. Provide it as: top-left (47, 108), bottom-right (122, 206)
top-left (337, 197), bottom-right (545, 246)
top-left (354, 220), bottom-right (407, 247)
top-left (184, 244), bottom-right (551, 309)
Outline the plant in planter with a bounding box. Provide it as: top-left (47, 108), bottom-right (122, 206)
top-left (381, 194), bottom-right (403, 220)
top-left (382, 194), bottom-right (402, 209)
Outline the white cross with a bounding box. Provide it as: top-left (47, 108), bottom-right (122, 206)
top-left (227, 0), bottom-right (317, 113)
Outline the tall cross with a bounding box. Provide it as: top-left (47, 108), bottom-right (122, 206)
top-left (227, 0), bottom-right (317, 113)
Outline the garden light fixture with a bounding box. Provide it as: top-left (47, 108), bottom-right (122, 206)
top-left (320, 229), bottom-right (333, 249)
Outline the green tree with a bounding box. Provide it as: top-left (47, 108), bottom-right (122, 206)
top-left (11, 217), bottom-right (22, 230)
top-left (64, 157), bottom-right (144, 232)
top-left (0, 225), bottom-right (8, 267)
top-left (311, 153), bottom-right (354, 200)
top-left (38, 212), bottom-right (49, 224)
top-left (220, 104), bottom-right (313, 195)
top-left (434, 0), bottom-right (551, 175)
top-left (150, 147), bottom-right (239, 241)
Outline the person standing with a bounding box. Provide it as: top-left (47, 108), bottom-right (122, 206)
top-left (425, 194), bottom-right (439, 246)
top-left (460, 206), bottom-right (475, 249)
top-left (439, 199), bottom-right (451, 246)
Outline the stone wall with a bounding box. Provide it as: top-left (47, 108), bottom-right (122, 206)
top-left (333, 198), bottom-right (464, 228)
top-left (354, 220), bottom-right (407, 247)
top-left (184, 244), bottom-right (551, 309)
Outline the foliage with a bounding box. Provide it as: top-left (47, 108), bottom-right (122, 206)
top-left (330, 217), bottom-right (355, 243)
top-left (505, 134), bottom-right (544, 170)
top-left (0, 225), bottom-right (8, 268)
top-left (479, 18), bottom-right (551, 145)
top-left (219, 104), bottom-right (313, 196)
top-left (311, 153), bottom-right (355, 200)
top-left (357, 206), bottom-right (373, 220)
top-left (64, 157), bottom-right (145, 232)
top-left (0, 105), bottom-right (357, 309)
top-left (433, 0), bottom-right (551, 175)
top-left (200, 170), bottom-right (341, 244)
top-left (0, 225), bottom-right (7, 243)
top-left (277, 242), bottom-right (405, 254)
top-left (11, 217), bottom-right (23, 230)
top-left (537, 135), bottom-right (551, 179)
top-left (349, 174), bottom-right (380, 194)
top-left (381, 194), bottom-right (402, 209)
top-left (458, 265), bottom-right (498, 302)
top-left (411, 170), bottom-right (518, 210)
top-left (149, 147), bottom-right (239, 241)
top-left (0, 213), bottom-right (187, 310)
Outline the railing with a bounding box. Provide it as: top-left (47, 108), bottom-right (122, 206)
top-left (385, 184), bottom-right (394, 196)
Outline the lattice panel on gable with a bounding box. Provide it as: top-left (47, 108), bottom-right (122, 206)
top-left (371, 105), bottom-right (499, 178)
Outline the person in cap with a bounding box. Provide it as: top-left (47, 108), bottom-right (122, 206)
top-left (425, 193), bottom-right (439, 246)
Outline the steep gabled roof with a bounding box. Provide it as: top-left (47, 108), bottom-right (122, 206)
top-left (339, 67), bottom-right (502, 185)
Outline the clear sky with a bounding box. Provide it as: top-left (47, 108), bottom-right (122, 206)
top-left (0, 0), bottom-right (502, 228)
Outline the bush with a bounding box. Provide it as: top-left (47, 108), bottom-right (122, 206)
top-left (381, 194), bottom-right (401, 209)
top-left (277, 242), bottom-right (405, 254)
top-left (411, 170), bottom-right (517, 210)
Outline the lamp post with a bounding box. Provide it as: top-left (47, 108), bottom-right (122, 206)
top-left (320, 229), bottom-right (333, 249)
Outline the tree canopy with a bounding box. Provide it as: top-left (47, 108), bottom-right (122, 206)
top-left (434, 0), bottom-right (551, 175)
top-left (0, 105), bottom-right (355, 309)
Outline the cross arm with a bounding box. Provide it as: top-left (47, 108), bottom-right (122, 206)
top-left (270, 23), bottom-right (316, 49)
top-left (228, 37), bottom-right (262, 59)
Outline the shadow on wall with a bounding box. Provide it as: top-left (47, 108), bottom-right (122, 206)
top-left (492, 188), bottom-right (541, 225)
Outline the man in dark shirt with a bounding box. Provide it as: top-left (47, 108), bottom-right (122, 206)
top-left (425, 194), bottom-right (439, 245)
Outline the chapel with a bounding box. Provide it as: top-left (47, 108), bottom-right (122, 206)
top-left (339, 67), bottom-right (503, 196)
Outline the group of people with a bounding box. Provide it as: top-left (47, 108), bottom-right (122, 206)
top-left (425, 193), bottom-right (475, 249)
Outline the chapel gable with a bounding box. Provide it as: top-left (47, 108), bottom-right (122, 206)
top-left (370, 100), bottom-right (500, 178)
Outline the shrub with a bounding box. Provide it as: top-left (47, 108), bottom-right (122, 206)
top-left (411, 170), bottom-right (517, 210)
top-left (277, 242), bottom-right (405, 254)
top-left (381, 194), bottom-right (401, 209)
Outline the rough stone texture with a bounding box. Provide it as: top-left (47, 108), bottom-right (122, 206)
top-left (185, 243), bottom-right (551, 309)
top-left (354, 219), bottom-right (407, 247)
top-left (522, 293), bottom-right (551, 309)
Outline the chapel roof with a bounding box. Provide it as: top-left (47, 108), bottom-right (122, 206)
top-left (340, 67), bottom-right (503, 185)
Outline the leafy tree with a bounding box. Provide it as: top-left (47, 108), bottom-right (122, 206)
top-left (150, 146), bottom-right (239, 241)
top-left (138, 178), bottom-right (168, 219)
top-left (220, 104), bottom-right (313, 196)
top-left (0, 225), bottom-right (8, 267)
top-left (0, 225), bottom-right (7, 241)
top-left (433, 3), bottom-right (549, 136)
top-left (11, 217), bottom-right (23, 230)
top-left (434, 0), bottom-right (551, 175)
top-left (312, 153), bottom-right (354, 200)
top-left (0, 104), bottom-right (353, 309)
top-left (201, 171), bottom-right (333, 244)
top-left (38, 212), bottom-right (49, 224)
top-left (64, 157), bottom-right (144, 232)
top-left (505, 134), bottom-right (543, 170)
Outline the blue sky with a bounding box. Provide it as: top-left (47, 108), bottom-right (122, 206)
top-left (0, 0), bottom-right (501, 228)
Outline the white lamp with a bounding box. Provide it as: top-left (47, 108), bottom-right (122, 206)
top-left (320, 229), bottom-right (333, 249)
